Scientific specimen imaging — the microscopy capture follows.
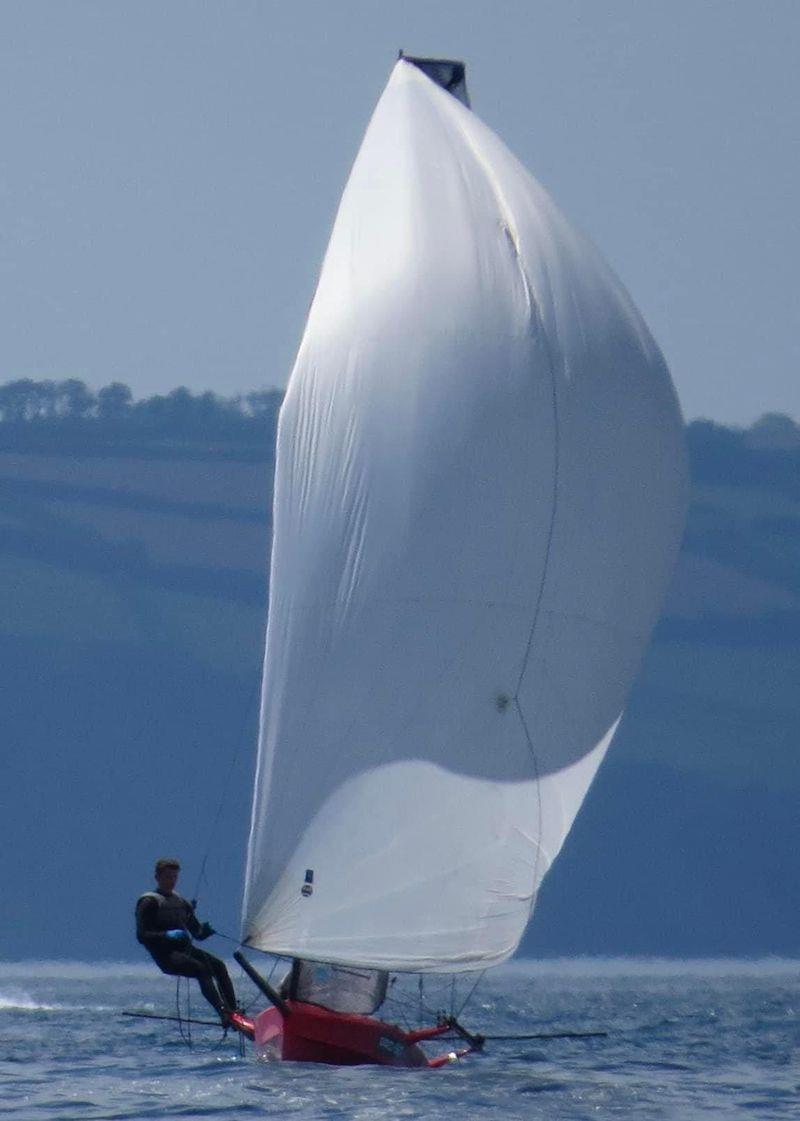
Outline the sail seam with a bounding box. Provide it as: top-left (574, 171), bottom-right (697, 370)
top-left (433, 83), bottom-right (561, 705)
top-left (431, 85), bottom-right (562, 709)
top-left (512, 268), bottom-right (561, 908)
top-left (513, 288), bottom-right (561, 700)
top-left (437, 86), bottom-right (563, 912)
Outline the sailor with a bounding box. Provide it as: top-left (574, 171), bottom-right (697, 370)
top-left (135, 857), bottom-right (237, 1024)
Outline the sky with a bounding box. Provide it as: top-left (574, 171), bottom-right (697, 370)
top-left (1, 0), bottom-right (798, 425)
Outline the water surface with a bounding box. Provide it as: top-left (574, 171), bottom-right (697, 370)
top-left (1, 959), bottom-right (798, 1120)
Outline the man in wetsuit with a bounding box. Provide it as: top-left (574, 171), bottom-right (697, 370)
top-left (135, 857), bottom-right (237, 1024)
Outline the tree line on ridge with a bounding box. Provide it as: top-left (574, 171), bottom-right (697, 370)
top-left (0, 377), bottom-right (282, 437)
top-left (1, 377), bottom-right (799, 487)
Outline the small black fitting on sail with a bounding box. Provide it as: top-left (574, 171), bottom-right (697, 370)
top-left (399, 51), bottom-right (470, 108)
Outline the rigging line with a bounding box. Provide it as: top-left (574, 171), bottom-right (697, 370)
top-left (456, 969), bottom-right (486, 1019)
top-left (383, 973), bottom-right (450, 1024)
top-left (123, 1011), bottom-right (223, 1027)
top-left (208, 928), bottom-right (243, 945)
top-left (193, 668), bottom-right (262, 903)
top-left (392, 1005), bottom-right (412, 1032)
top-left (512, 290), bottom-right (561, 702)
top-left (485, 1030), bottom-right (608, 1041)
top-left (176, 977), bottom-right (192, 1049)
top-left (384, 989), bottom-right (442, 1026)
top-left (237, 954), bottom-right (282, 1013)
top-left (441, 96), bottom-right (560, 914)
top-left (510, 282), bottom-right (562, 899)
top-left (383, 992), bottom-right (412, 1032)
top-left (186, 977), bottom-right (192, 1050)
top-left (208, 1023), bottom-right (232, 1054)
top-left (439, 67), bottom-right (562, 715)
top-left (514, 697), bottom-right (544, 896)
top-left (446, 83), bottom-right (561, 896)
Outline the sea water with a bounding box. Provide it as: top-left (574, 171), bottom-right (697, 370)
top-left (1, 959), bottom-right (798, 1120)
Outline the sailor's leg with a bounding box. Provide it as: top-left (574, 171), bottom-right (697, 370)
top-left (161, 948), bottom-right (226, 1016)
top-left (185, 947), bottom-right (239, 1013)
top-left (210, 955), bottom-right (238, 1012)
top-left (190, 947), bottom-right (237, 1011)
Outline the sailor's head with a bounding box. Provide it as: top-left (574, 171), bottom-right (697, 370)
top-left (154, 857), bottom-right (180, 893)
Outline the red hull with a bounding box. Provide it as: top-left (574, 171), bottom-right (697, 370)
top-left (231, 1002), bottom-right (468, 1067)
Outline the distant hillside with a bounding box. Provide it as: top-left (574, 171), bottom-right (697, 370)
top-left (0, 382), bottom-right (798, 959)
top-left (533, 416), bottom-right (800, 955)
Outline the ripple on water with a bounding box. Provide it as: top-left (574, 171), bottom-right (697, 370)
top-left (1, 962), bottom-right (800, 1120)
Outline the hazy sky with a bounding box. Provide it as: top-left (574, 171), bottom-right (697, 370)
top-left (2, 1), bottom-right (798, 424)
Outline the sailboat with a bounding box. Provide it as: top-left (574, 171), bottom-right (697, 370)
top-left (228, 54), bottom-right (687, 1066)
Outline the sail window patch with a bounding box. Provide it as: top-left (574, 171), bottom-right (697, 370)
top-left (290, 958), bottom-right (389, 1015)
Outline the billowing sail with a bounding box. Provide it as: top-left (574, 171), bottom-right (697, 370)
top-left (242, 59), bottom-right (686, 971)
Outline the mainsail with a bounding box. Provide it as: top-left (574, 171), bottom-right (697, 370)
top-left (242, 59), bottom-right (686, 972)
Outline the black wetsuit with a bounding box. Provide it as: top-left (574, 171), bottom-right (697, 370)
top-left (135, 891), bottom-right (236, 1016)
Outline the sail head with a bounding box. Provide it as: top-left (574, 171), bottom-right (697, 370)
top-left (401, 52), bottom-right (470, 106)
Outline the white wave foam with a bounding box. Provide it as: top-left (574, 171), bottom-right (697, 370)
top-left (0, 987), bottom-right (63, 1012)
top-left (0, 960), bottom-right (152, 981)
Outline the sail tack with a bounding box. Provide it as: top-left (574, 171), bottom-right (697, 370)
top-left (242, 60), bottom-right (686, 971)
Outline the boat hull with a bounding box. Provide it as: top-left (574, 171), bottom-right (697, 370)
top-left (247, 1002), bottom-right (459, 1067)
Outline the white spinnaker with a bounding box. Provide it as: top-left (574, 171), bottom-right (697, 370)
top-left (242, 61), bottom-right (686, 971)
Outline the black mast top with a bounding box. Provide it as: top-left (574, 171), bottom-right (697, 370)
top-left (399, 52), bottom-right (470, 108)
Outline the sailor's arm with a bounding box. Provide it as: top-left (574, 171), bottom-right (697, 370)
top-left (135, 897), bottom-right (177, 950)
top-left (135, 892), bottom-right (188, 946)
top-left (184, 900), bottom-right (214, 941)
